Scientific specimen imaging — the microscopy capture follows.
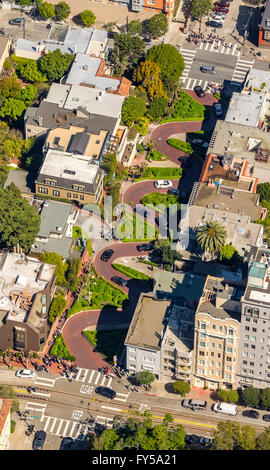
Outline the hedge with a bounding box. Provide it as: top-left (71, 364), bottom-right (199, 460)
top-left (112, 263), bottom-right (150, 280)
top-left (50, 334), bottom-right (75, 361)
top-left (167, 138), bottom-right (193, 154)
top-left (135, 167), bottom-right (182, 181)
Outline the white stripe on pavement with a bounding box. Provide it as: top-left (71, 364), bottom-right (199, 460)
top-left (94, 371), bottom-right (101, 385)
top-left (62, 421), bottom-right (70, 437)
top-left (49, 417), bottom-right (58, 433)
top-left (55, 419), bottom-right (64, 436)
top-left (44, 417), bottom-right (52, 432)
top-left (88, 370), bottom-right (95, 384)
top-left (101, 406), bottom-right (122, 412)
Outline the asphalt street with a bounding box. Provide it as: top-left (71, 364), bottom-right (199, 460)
top-left (189, 50), bottom-right (238, 82)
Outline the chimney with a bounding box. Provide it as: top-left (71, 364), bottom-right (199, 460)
top-left (38, 116), bottom-right (43, 127)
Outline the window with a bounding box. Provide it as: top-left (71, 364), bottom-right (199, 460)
top-left (198, 368), bottom-right (204, 374)
top-left (209, 369), bottom-right (213, 375)
top-left (225, 374), bottom-right (231, 380)
top-left (39, 337), bottom-right (45, 344)
top-left (216, 362), bottom-right (220, 368)
top-left (252, 328), bottom-right (257, 332)
top-left (216, 370), bottom-right (220, 376)
top-left (211, 352), bottom-right (214, 357)
top-left (199, 351), bottom-right (204, 356)
top-left (53, 190), bottom-right (60, 197)
top-left (67, 192), bottom-right (71, 197)
top-left (228, 329), bottom-right (234, 335)
top-left (96, 140), bottom-right (100, 144)
top-left (212, 324), bottom-right (216, 330)
top-left (73, 194), bottom-right (78, 198)
top-left (199, 360), bottom-right (205, 365)
top-left (253, 309), bottom-right (259, 317)
top-left (211, 343), bottom-right (215, 348)
top-left (80, 195), bottom-right (84, 200)
top-left (251, 336), bottom-right (256, 342)
top-left (250, 353), bottom-right (255, 358)
top-left (200, 323), bottom-right (206, 329)
top-left (226, 365), bottom-right (232, 371)
top-left (245, 307), bottom-right (251, 316)
top-left (251, 345), bottom-right (256, 349)
top-left (41, 294), bottom-right (46, 305)
top-left (210, 360), bottom-right (214, 366)
top-left (226, 347), bottom-right (232, 353)
top-left (244, 335), bottom-right (249, 340)
top-left (199, 342), bottom-right (205, 347)
top-left (245, 326), bottom-right (250, 331)
top-left (129, 347), bottom-right (136, 353)
top-left (218, 326), bottom-right (222, 332)
top-left (53, 137), bottom-right (60, 145)
top-left (261, 338), bottom-right (265, 343)
top-left (45, 179), bottom-right (56, 186)
top-left (38, 187), bottom-right (48, 194)
top-left (42, 306), bottom-right (46, 314)
top-left (246, 317), bottom-right (250, 322)
top-left (250, 362), bottom-right (254, 366)
top-left (218, 344), bottom-right (222, 350)
top-left (200, 332), bottom-right (206, 338)
top-left (226, 356), bottom-right (232, 362)
top-left (244, 343), bottom-right (249, 348)
top-left (227, 338), bottom-right (233, 344)
top-left (129, 355), bottom-right (136, 361)
top-left (243, 351), bottom-right (248, 357)
top-left (143, 357), bottom-right (155, 363)
top-left (243, 360), bottom-right (247, 365)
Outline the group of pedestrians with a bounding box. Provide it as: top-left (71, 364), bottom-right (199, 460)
top-left (186, 30), bottom-right (241, 51)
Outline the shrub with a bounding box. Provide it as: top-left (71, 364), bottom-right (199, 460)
top-left (172, 381), bottom-right (190, 396)
top-left (50, 334), bottom-right (75, 360)
top-left (147, 149), bottom-right (167, 161)
top-left (80, 10), bottom-right (96, 27)
top-left (112, 263), bottom-right (150, 280)
top-left (136, 371), bottom-right (155, 385)
top-left (167, 138), bottom-right (193, 154)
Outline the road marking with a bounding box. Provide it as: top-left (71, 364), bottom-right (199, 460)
top-left (62, 421), bottom-right (70, 437)
top-left (72, 410), bottom-right (83, 420)
top-left (34, 377), bottom-right (55, 387)
top-left (94, 371), bottom-right (101, 385)
top-left (88, 370), bottom-right (95, 384)
top-left (49, 417), bottom-right (57, 433)
top-left (25, 402), bottom-right (47, 408)
top-left (101, 375), bottom-right (106, 386)
top-left (32, 391), bottom-right (51, 397)
top-left (69, 421), bottom-right (77, 437)
top-left (101, 406), bottom-right (122, 412)
top-left (44, 416), bottom-right (52, 432)
top-left (75, 368), bottom-right (83, 381)
top-left (107, 377), bottom-right (112, 388)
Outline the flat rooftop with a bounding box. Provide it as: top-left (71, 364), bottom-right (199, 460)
top-left (39, 150), bottom-right (100, 184)
top-left (244, 248), bottom-right (270, 304)
top-left (197, 300), bottom-right (241, 321)
top-left (225, 92), bottom-right (264, 127)
top-left (153, 270), bottom-right (205, 307)
top-left (163, 305), bottom-right (195, 353)
top-left (66, 53), bottom-right (120, 90)
top-left (208, 120), bottom-right (270, 172)
top-left (125, 294), bottom-right (171, 351)
top-left (192, 182), bottom-right (262, 221)
top-left (244, 68), bottom-right (270, 94)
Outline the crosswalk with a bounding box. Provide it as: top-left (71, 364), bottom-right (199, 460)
top-left (34, 376), bottom-right (55, 388)
top-left (180, 48), bottom-right (196, 80)
top-left (180, 47), bottom-right (220, 91)
top-left (25, 401), bottom-right (47, 416)
top-left (73, 367), bottom-right (113, 388)
top-left (40, 414), bottom-right (92, 439)
top-left (198, 41), bottom-right (242, 56)
top-left (232, 57), bottom-right (255, 83)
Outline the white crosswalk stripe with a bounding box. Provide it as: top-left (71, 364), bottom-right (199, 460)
top-left (74, 367), bottom-right (115, 388)
top-left (41, 415), bottom-right (92, 438)
top-left (114, 391), bottom-right (130, 403)
top-left (34, 376), bottom-right (55, 388)
top-left (179, 48), bottom-right (196, 80)
top-left (198, 40), bottom-right (241, 56)
top-left (25, 402), bottom-right (47, 415)
top-left (232, 58), bottom-right (254, 82)
top-left (180, 76), bottom-right (219, 91)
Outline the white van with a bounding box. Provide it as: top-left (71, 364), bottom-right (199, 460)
top-left (213, 402), bottom-right (238, 416)
top-left (154, 180), bottom-right (173, 189)
top-left (15, 369), bottom-right (35, 379)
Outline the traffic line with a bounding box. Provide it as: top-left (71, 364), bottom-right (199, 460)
top-left (32, 391), bottom-right (51, 397)
top-left (88, 370), bottom-right (95, 384)
top-left (101, 406), bottom-right (122, 412)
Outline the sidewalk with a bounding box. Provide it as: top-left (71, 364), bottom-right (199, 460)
top-left (150, 380), bottom-right (217, 405)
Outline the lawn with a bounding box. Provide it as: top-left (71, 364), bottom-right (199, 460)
top-left (112, 263), bottom-right (150, 280)
top-left (83, 329), bottom-right (128, 364)
top-left (50, 334), bottom-right (75, 361)
top-left (113, 212), bottom-right (157, 242)
top-left (135, 167), bottom-right (182, 181)
top-left (161, 90), bottom-right (205, 123)
top-left (141, 192), bottom-right (180, 213)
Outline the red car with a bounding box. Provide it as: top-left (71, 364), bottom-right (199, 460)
top-left (215, 1), bottom-right (230, 6)
top-left (214, 6), bottom-right (229, 12)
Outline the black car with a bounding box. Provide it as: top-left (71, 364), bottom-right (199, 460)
top-left (60, 437), bottom-right (73, 450)
top-left (207, 20), bottom-right (223, 28)
top-left (9, 18), bottom-right (25, 26)
top-left (137, 243), bottom-right (153, 252)
top-left (33, 430), bottom-right (46, 450)
top-left (194, 85), bottom-right (205, 98)
top-left (263, 414), bottom-right (270, 422)
top-left (101, 249), bottom-right (114, 262)
top-left (111, 276), bottom-right (127, 287)
top-left (180, 156), bottom-right (192, 168)
top-left (167, 188), bottom-right (180, 196)
top-left (95, 386), bottom-right (116, 399)
top-left (242, 409), bottom-right (260, 419)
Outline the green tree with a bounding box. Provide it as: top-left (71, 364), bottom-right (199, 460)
top-left (146, 44), bottom-right (185, 85)
top-left (256, 427), bottom-right (270, 450)
top-left (196, 220), bottom-right (227, 256)
top-left (121, 96), bottom-right (146, 126)
top-left (40, 252), bottom-right (68, 286)
top-left (80, 10), bottom-right (96, 26)
top-left (212, 421), bottom-right (256, 450)
top-left (172, 381), bottom-right (190, 396)
top-left (217, 388), bottom-right (239, 404)
top-left (0, 184), bottom-right (40, 252)
top-left (55, 1), bottom-right (71, 20)
top-left (127, 19), bottom-right (143, 35)
top-left (133, 59), bottom-right (167, 101)
top-left (242, 386), bottom-right (260, 408)
top-left (17, 62), bottom-right (47, 83)
top-left (48, 291), bottom-right (67, 324)
top-left (100, 153), bottom-right (117, 184)
top-left (147, 13), bottom-right (168, 38)
top-left (0, 77), bottom-right (21, 98)
top-left (38, 1), bottom-right (55, 18)
top-left (39, 49), bottom-right (75, 82)
top-left (257, 182), bottom-right (270, 203)
top-left (219, 244), bottom-right (240, 265)
top-left (260, 388), bottom-right (270, 410)
top-left (109, 33), bottom-right (145, 73)
top-left (153, 239), bottom-right (182, 268)
top-left (147, 97), bottom-right (168, 121)
top-left (136, 371), bottom-right (155, 386)
top-left (191, 0), bottom-right (213, 32)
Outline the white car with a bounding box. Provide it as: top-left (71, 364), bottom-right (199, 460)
top-left (211, 14), bottom-right (225, 22)
top-left (214, 103), bottom-right (223, 116)
top-left (192, 139), bottom-right (209, 148)
top-left (15, 369), bottom-right (35, 379)
top-left (154, 180), bottom-right (173, 189)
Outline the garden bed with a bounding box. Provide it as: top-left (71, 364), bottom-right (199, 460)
top-left (83, 329), bottom-right (128, 364)
top-left (134, 167), bottom-right (182, 182)
top-left (114, 212), bottom-right (157, 242)
top-left (167, 138), bottom-right (193, 154)
top-left (141, 192), bottom-right (180, 213)
top-left (112, 263), bottom-right (151, 280)
top-left (161, 90), bottom-right (205, 122)
top-left (50, 334), bottom-right (75, 361)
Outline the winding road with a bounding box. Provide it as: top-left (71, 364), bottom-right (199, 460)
top-left (62, 93), bottom-right (218, 368)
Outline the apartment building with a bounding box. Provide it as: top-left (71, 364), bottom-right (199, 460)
top-left (0, 252), bottom-right (56, 352)
top-left (192, 276), bottom-right (242, 389)
top-left (258, 0), bottom-right (270, 48)
top-left (35, 150), bottom-right (104, 205)
top-left (238, 247), bottom-right (270, 388)
top-left (97, 0), bottom-right (174, 15)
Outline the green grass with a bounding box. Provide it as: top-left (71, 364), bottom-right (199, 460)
top-left (141, 192), bottom-right (180, 213)
top-left (10, 420), bottom-right (16, 434)
top-left (114, 212), bottom-right (157, 242)
top-left (72, 226), bottom-right (82, 238)
top-left (135, 167), bottom-right (182, 182)
top-left (112, 263), bottom-right (150, 280)
top-left (147, 149), bottom-right (167, 161)
top-left (50, 334), bottom-right (75, 361)
top-left (162, 90), bottom-right (205, 122)
top-left (160, 117), bottom-right (204, 124)
top-left (83, 329), bottom-right (128, 364)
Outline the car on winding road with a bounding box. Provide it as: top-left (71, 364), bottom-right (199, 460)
top-left (100, 249), bottom-right (114, 262)
top-left (111, 276), bottom-right (128, 287)
top-left (263, 414), bottom-right (270, 422)
top-left (214, 103), bottom-right (223, 116)
top-left (60, 437), bottom-right (73, 450)
top-left (154, 180), bottom-right (173, 189)
top-left (15, 369), bottom-right (35, 379)
top-left (242, 409), bottom-right (260, 419)
top-left (95, 386), bottom-right (116, 399)
top-left (194, 85), bottom-right (205, 98)
top-left (137, 242), bottom-right (153, 252)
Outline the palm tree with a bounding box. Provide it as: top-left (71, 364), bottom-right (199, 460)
top-left (196, 220), bottom-right (226, 257)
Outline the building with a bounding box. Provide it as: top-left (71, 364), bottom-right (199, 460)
top-left (13, 26), bottom-right (108, 60)
top-left (238, 247), bottom-right (270, 389)
top-left (207, 120), bottom-right (270, 184)
top-left (35, 149), bottom-right (104, 204)
top-left (65, 53), bottom-right (131, 96)
top-left (31, 200), bottom-right (78, 259)
top-left (24, 84), bottom-right (124, 140)
top-left (153, 270), bottom-right (205, 309)
top-left (0, 36), bottom-right (11, 73)
top-left (87, 0), bottom-right (174, 14)
top-left (0, 251), bottom-right (56, 352)
top-left (192, 276), bottom-right (242, 389)
top-left (258, 0), bottom-right (270, 48)
top-left (43, 124), bottom-right (109, 162)
top-left (225, 92), bottom-right (266, 128)
top-left (0, 399), bottom-right (12, 450)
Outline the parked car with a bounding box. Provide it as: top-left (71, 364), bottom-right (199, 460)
top-left (263, 414), bottom-right (270, 422)
top-left (137, 243), bottom-right (153, 252)
top-left (15, 369), bottom-right (35, 379)
top-left (191, 139), bottom-right (209, 148)
top-left (111, 276), bottom-right (127, 287)
top-left (199, 437), bottom-right (212, 446)
top-left (33, 430), bottom-right (46, 450)
top-left (95, 386), bottom-right (116, 399)
top-left (100, 249), bottom-right (114, 262)
top-left (180, 156), bottom-right (192, 168)
top-left (9, 18), bottom-right (25, 26)
top-left (60, 437), bottom-right (73, 450)
top-left (194, 85), bottom-right (205, 98)
top-left (182, 399), bottom-right (207, 411)
top-left (242, 409), bottom-right (260, 419)
top-left (214, 7), bottom-right (229, 13)
top-left (207, 21), bottom-right (223, 28)
top-left (167, 188), bottom-right (181, 196)
top-left (154, 180), bottom-right (173, 189)
top-left (214, 103), bottom-right (223, 116)
top-left (210, 14), bottom-right (226, 21)
top-left (215, 1), bottom-right (230, 6)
